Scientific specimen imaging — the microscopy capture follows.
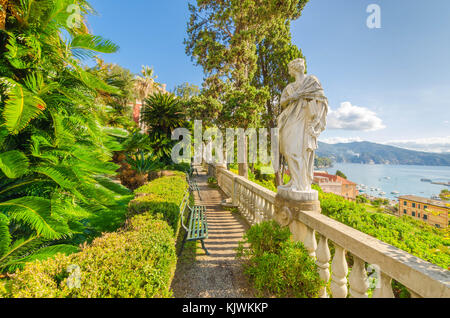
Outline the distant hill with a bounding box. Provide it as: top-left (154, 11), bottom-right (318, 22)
top-left (316, 141), bottom-right (450, 166)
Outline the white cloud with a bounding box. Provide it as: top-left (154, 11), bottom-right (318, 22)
top-left (320, 137), bottom-right (363, 144)
top-left (384, 136), bottom-right (450, 153)
top-left (327, 102), bottom-right (385, 131)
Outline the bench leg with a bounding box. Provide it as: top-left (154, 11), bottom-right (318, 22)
top-left (178, 232), bottom-right (188, 257)
top-left (200, 239), bottom-right (210, 256)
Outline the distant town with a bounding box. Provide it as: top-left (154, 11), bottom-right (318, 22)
top-left (313, 169), bottom-right (450, 229)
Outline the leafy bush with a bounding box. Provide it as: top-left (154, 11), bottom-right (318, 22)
top-left (130, 172), bottom-right (188, 236)
top-left (237, 221), bottom-right (324, 298)
top-left (0, 173), bottom-right (189, 298)
top-left (319, 191), bottom-right (450, 269)
top-left (0, 214), bottom-right (177, 298)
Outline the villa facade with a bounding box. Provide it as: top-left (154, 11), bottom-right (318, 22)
top-left (398, 195), bottom-right (449, 229)
top-left (313, 172), bottom-right (358, 201)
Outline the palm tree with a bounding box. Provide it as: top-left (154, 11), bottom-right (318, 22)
top-left (133, 66), bottom-right (161, 128)
top-left (140, 93), bottom-right (186, 162)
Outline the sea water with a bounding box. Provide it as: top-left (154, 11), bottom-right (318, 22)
top-left (326, 163), bottom-right (450, 200)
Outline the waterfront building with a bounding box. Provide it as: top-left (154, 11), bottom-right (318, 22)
top-left (398, 195), bottom-right (449, 229)
top-left (313, 172), bottom-right (358, 201)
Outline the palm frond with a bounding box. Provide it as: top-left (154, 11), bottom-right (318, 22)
top-left (0, 150), bottom-right (29, 178)
top-left (0, 197), bottom-right (66, 239)
top-left (0, 77), bottom-right (46, 134)
top-left (0, 214), bottom-right (11, 258)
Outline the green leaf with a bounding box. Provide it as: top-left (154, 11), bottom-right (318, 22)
top-left (0, 150), bottom-right (30, 178)
top-left (0, 244), bottom-right (79, 273)
top-left (0, 78), bottom-right (46, 134)
top-left (0, 214), bottom-right (11, 258)
top-left (0, 197), bottom-right (65, 239)
top-left (71, 34), bottom-right (119, 54)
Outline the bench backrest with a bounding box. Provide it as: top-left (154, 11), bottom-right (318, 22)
top-left (179, 189), bottom-right (191, 231)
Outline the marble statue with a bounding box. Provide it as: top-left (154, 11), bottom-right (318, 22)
top-left (277, 58), bottom-right (328, 200)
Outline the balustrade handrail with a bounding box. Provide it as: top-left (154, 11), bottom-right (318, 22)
top-left (211, 164), bottom-right (450, 298)
top-left (297, 209), bottom-right (450, 298)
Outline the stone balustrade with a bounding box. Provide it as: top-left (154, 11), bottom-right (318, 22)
top-left (210, 164), bottom-right (450, 298)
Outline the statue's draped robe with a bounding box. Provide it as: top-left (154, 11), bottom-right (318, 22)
top-left (278, 75), bottom-right (328, 191)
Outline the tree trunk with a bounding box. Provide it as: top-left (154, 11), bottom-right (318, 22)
top-left (0, 0), bottom-right (8, 30)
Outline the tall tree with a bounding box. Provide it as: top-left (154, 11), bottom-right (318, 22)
top-left (133, 65), bottom-right (161, 126)
top-left (185, 0), bottom-right (307, 178)
top-left (252, 3), bottom-right (308, 185)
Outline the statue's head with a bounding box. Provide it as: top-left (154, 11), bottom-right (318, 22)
top-left (288, 58), bottom-right (306, 77)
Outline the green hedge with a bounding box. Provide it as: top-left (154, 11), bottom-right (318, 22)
top-left (0, 214), bottom-right (176, 298)
top-left (237, 221), bottom-right (324, 298)
top-left (0, 173), bottom-right (189, 298)
top-left (130, 171), bottom-right (188, 237)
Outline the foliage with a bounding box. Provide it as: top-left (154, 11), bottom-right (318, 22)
top-left (185, 1), bottom-right (308, 178)
top-left (0, 214), bottom-right (177, 298)
top-left (237, 220), bottom-right (324, 298)
top-left (318, 190), bottom-right (450, 269)
top-left (126, 150), bottom-right (161, 175)
top-left (0, 0), bottom-right (131, 272)
top-left (130, 172), bottom-right (188, 235)
top-left (91, 59), bottom-right (137, 130)
top-left (314, 156), bottom-right (332, 168)
top-left (335, 170), bottom-right (347, 179)
top-left (140, 92), bottom-right (186, 163)
top-left (251, 3), bottom-right (308, 129)
top-left (207, 176), bottom-right (218, 188)
top-left (173, 82), bottom-right (200, 100)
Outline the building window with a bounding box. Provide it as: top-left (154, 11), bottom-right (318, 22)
top-left (418, 213), bottom-right (421, 218)
top-left (435, 224), bottom-right (441, 228)
top-left (418, 204), bottom-right (421, 209)
top-left (424, 205), bottom-right (428, 210)
top-left (403, 209), bottom-right (407, 214)
top-left (412, 203), bottom-right (416, 208)
top-left (423, 214), bottom-right (428, 220)
top-left (412, 212), bottom-right (416, 217)
top-left (403, 201), bottom-right (407, 206)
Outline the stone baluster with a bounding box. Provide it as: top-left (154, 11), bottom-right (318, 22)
top-left (303, 226), bottom-right (317, 258)
top-left (373, 272), bottom-right (394, 298)
top-left (330, 244), bottom-right (348, 298)
top-left (255, 195), bottom-right (262, 224)
top-left (316, 235), bottom-right (331, 298)
top-left (349, 256), bottom-right (369, 298)
top-left (249, 189), bottom-right (256, 224)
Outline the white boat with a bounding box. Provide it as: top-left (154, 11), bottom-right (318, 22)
top-left (391, 191), bottom-right (400, 195)
top-left (379, 192), bottom-right (386, 196)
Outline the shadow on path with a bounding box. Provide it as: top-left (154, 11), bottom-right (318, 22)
top-left (171, 168), bottom-right (255, 298)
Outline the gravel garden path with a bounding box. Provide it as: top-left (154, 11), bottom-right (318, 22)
top-left (171, 168), bottom-right (255, 298)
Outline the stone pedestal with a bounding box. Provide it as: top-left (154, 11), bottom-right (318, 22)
top-left (274, 188), bottom-right (321, 243)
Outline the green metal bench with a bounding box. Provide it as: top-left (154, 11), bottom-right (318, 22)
top-left (178, 189), bottom-right (209, 256)
top-left (186, 173), bottom-right (202, 201)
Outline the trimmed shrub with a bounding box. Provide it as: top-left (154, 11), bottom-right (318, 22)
top-left (1, 214), bottom-right (176, 298)
top-left (237, 221), bottom-right (324, 298)
top-left (0, 173), bottom-right (189, 298)
top-left (130, 173), bottom-right (188, 236)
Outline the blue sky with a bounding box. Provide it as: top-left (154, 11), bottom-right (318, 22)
top-left (87, 0), bottom-right (450, 153)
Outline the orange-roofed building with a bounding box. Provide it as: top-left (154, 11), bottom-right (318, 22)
top-left (313, 172), bottom-right (358, 201)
